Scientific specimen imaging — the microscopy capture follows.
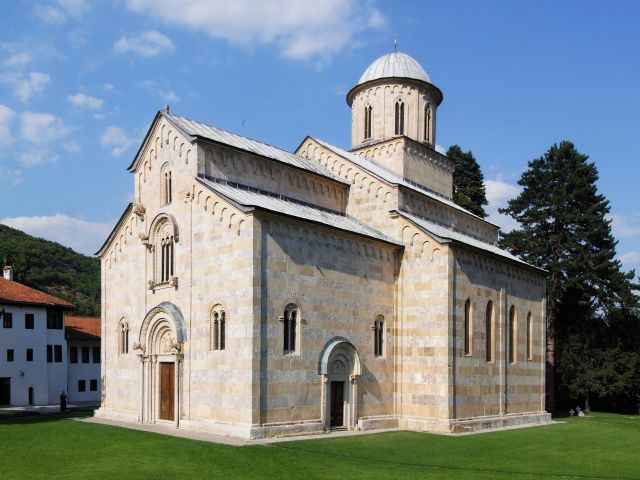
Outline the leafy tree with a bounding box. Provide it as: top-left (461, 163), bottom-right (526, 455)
top-left (448, 145), bottom-right (489, 218)
top-left (499, 141), bottom-right (639, 411)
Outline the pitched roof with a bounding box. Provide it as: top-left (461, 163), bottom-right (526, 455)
top-left (198, 176), bottom-right (401, 247)
top-left (0, 276), bottom-right (74, 308)
top-left (65, 316), bottom-right (101, 341)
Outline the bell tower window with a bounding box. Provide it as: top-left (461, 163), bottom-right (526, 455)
top-left (424, 104), bottom-right (432, 144)
top-left (364, 105), bottom-right (373, 139)
top-left (394, 100), bottom-right (405, 135)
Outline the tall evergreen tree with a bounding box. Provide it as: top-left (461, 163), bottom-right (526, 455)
top-left (447, 145), bottom-right (488, 218)
top-left (499, 141), bottom-right (639, 411)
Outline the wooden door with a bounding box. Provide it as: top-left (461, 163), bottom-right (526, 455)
top-left (0, 377), bottom-right (10, 405)
top-left (330, 381), bottom-right (344, 427)
top-left (159, 362), bottom-right (174, 421)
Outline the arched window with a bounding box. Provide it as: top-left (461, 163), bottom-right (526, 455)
top-left (485, 301), bottom-right (494, 362)
top-left (283, 303), bottom-right (298, 353)
top-left (424, 104), bottom-right (432, 143)
top-left (509, 306), bottom-right (517, 364)
top-left (526, 312), bottom-right (532, 360)
top-left (364, 105), bottom-right (373, 139)
top-left (211, 307), bottom-right (226, 351)
top-left (394, 100), bottom-right (405, 135)
top-left (160, 234), bottom-right (174, 283)
top-left (149, 215), bottom-right (179, 288)
top-left (373, 315), bottom-right (384, 357)
top-left (119, 320), bottom-right (129, 355)
top-left (463, 299), bottom-right (472, 355)
top-left (161, 164), bottom-right (172, 205)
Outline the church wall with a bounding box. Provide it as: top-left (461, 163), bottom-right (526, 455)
top-left (198, 143), bottom-right (347, 213)
top-left (450, 248), bottom-right (546, 421)
top-left (255, 214), bottom-right (398, 427)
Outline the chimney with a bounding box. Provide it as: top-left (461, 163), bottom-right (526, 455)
top-left (3, 266), bottom-right (13, 281)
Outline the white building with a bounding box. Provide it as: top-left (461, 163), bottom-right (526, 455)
top-left (66, 316), bottom-right (101, 404)
top-left (0, 266), bottom-right (100, 406)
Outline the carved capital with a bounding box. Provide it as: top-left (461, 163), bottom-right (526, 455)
top-left (169, 276), bottom-right (178, 288)
top-left (133, 203), bottom-right (146, 220)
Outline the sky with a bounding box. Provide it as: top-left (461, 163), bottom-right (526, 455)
top-left (0, 0), bottom-right (638, 278)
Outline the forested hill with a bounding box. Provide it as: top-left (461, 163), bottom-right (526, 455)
top-left (0, 224), bottom-right (100, 316)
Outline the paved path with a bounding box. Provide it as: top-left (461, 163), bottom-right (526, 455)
top-left (0, 402), bottom-right (97, 415)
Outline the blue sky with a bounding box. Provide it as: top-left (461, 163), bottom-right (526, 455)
top-left (0, 0), bottom-right (638, 278)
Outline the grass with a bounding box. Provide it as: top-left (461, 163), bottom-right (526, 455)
top-left (1, 412), bottom-right (638, 479)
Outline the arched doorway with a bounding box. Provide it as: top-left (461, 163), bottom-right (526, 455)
top-left (318, 338), bottom-right (361, 430)
top-left (135, 302), bottom-right (186, 426)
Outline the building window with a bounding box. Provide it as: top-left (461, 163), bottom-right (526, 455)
top-left (364, 105), bottom-right (373, 139)
top-left (160, 234), bottom-right (175, 283)
top-left (485, 301), bottom-right (494, 362)
top-left (463, 299), bottom-right (472, 356)
top-left (70, 346), bottom-right (78, 364)
top-left (3, 312), bottom-right (12, 328)
top-left (78, 380), bottom-right (86, 392)
top-left (47, 309), bottom-right (63, 329)
top-left (47, 345), bottom-right (53, 363)
top-left (509, 306), bottom-right (517, 364)
top-left (526, 312), bottom-right (533, 360)
top-left (424, 104), bottom-right (432, 144)
top-left (373, 315), bottom-right (384, 357)
top-left (211, 307), bottom-right (226, 351)
top-left (150, 217), bottom-right (178, 287)
top-left (7, 349), bottom-right (14, 362)
top-left (90, 379), bottom-right (97, 392)
top-left (119, 321), bottom-right (129, 355)
top-left (92, 347), bottom-right (100, 363)
top-left (161, 163), bottom-right (172, 205)
top-left (81, 346), bottom-right (89, 363)
top-left (26, 348), bottom-right (33, 362)
top-left (54, 345), bottom-right (62, 363)
top-left (283, 303), bottom-right (298, 354)
top-left (394, 100), bottom-right (405, 135)
top-left (25, 313), bottom-right (34, 329)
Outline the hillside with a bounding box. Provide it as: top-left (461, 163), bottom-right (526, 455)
top-left (0, 224), bottom-right (100, 316)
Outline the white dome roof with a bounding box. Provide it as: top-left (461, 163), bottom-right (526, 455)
top-left (357, 51), bottom-right (431, 85)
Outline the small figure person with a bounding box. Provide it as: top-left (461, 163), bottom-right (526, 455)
top-left (60, 391), bottom-right (67, 412)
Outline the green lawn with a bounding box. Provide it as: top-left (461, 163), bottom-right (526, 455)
top-left (1, 412), bottom-right (638, 479)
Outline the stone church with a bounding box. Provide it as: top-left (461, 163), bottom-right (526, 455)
top-left (95, 51), bottom-right (550, 438)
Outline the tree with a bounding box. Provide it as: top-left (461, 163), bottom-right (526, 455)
top-left (447, 145), bottom-right (489, 218)
top-left (499, 141), bottom-right (639, 411)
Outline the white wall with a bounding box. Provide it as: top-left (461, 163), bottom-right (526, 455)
top-left (67, 340), bottom-right (101, 403)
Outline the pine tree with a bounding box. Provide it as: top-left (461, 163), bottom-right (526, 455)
top-left (499, 141), bottom-right (639, 411)
top-left (448, 145), bottom-right (489, 218)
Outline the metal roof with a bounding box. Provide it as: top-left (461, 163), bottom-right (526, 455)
top-left (358, 52), bottom-right (431, 86)
top-left (397, 210), bottom-right (542, 270)
top-left (163, 112), bottom-right (347, 183)
top-left (198, 177), bottom-right (400, 246)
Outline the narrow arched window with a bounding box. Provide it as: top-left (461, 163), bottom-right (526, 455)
top-left (424, 105), bottom-right (432, 143)
top-left (364, 105), bottom-right (373, 139)
top-left (160, 234), bottom-right (174, 283)
top-left (119, 320), bottom-right (129, 355)
top-left (161, 164), bottom-right (172, 205)
top-left (374, 315), bottom-right (384, 357)
top-left (395, 100), bottom-right (405, 135)
top-left (526, 312), bottom-right (532, 360)
top-left (211, 307), bottom-right (226, 351)
top-left (464, 299), bottom-right (472, 355)
top-left (283, 304), bottom-right (298, 353)
top-left (509, 306), bottom-right (517, 364)
top-left (486, 301), bottom-right (494, 362)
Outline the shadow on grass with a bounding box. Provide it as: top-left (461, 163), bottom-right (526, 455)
top-left (0, 406), bottom-right (98, 425)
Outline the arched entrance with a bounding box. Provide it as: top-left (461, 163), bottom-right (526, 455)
top-left (134, 302), bottom-right (186, 426)
top-left (318, 338), bottom-right (361, 430)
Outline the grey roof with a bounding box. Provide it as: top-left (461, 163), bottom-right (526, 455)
top-left (398, 210), bottom-right (541, 270)
top-left (311, 137), bottom-right (499, 227)
top-left (358, 52), bottom-right (431, 86)
top-left (198, 177), bottom-right (400, 246)
top-left (161, 112), bottom-right (347, 184)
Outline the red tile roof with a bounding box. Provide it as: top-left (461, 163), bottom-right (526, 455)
top-left (0, 276), bottom-right (74, 308)
top-left (65, 316), bottom-right (101, 341)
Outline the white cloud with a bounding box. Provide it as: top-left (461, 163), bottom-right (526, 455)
top-left (101, 126), bottom-right (134, 156)
top-left (0, 165), bottom-right (23, 186)
top-left (620, 251), bottom-right (640, 266)
top-left (63, 140), bottom-right (81, 153)
top-left (123, 0), bottom-right (386, 62)
top-left (113, 30), bottom-right (175, 57)
top-left (138, 80), bottom-right (180, 104)
top-left (68, 92), bottom-right (103, 110)
top-left (608, 213), bottom-right (640, 238)
top-left (34, 0), bottom-right (89, 23)
top-left (0, 71), bottom-right (51, 102)
top-left (18, 148), bottom-right (59, 167)
top-left (0, 214), bottom-right (112, 256)
top-left (34, 3), bottom-right (66, 23)
top-left (435, 144), bottom-right (446, 155)
top-left (0, 104), bottom-right (15, 146)
top-left (484, 178), bottom-right (521, 232)
top-left (2, 52), bottom-right (32, 68)
top-left (20, 111), bottom-right (72, 144)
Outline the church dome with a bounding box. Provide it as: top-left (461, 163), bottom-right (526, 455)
top-left (357, 51), bottom-right (431, 86)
